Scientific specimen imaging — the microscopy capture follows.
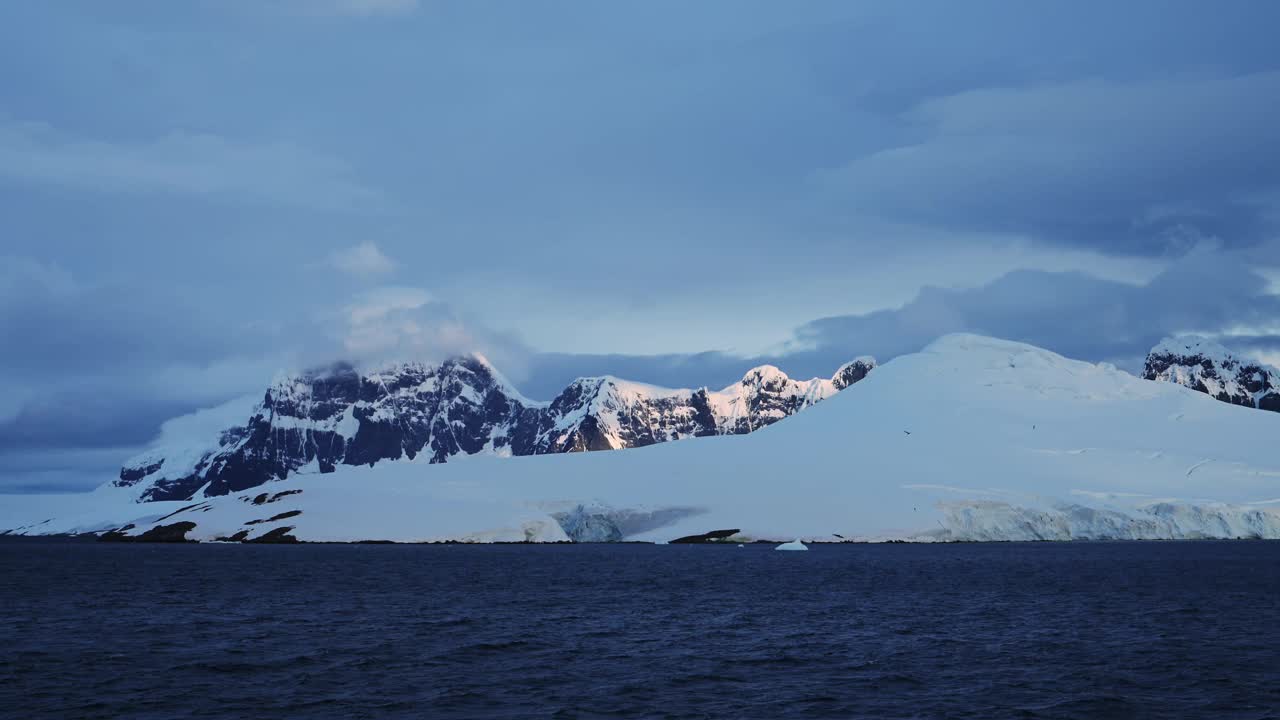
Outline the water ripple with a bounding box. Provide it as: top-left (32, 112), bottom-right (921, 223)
top-left (2, 540), bottom-right (1279, 719)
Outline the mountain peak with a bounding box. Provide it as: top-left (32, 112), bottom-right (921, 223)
top-left (1144, 335), bottom-right (1280, 412)
top-left (114, 352), bottom-right (874, 502)
top-left (738, 364), bottom-right (789, 386)
top-left (1149, 335), bottom-right (1236, 363)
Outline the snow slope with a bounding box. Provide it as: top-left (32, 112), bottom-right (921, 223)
top-left (0, 485), bottom-right (190, 537)
top-left (6, 335), bottom-right (1280, 542)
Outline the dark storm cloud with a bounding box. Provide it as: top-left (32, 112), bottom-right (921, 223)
top-left (0, 447), bottom-right (139, 494)
top-left (785, 252), bottom-right (1280, 374)
top-left (0, 392), bottom-right (192, 452)
top-left (819, 72), bottom-right (1280, 255)
top-left (0, 260), bottom-right (291, 463)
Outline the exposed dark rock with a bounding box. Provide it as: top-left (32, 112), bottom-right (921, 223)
top-left (98, 524), bottom-right (136, 541)
top-left (832, 358), bottom-right (876, 390)
top-left (670, 528), bottom-right (742, 544)
top-left (151, 503), bottom-right (207, 523)
top-left (119, 460), bottom-right (162, 484)
top-left (246, 510), bottom-right (302, 525)
top-left (245, 526), bottom-right (299, 544)
top-left (101, 521), bottom-right (198, 543)
top-left (138, 522), bottom-right (199, 542)
top-left (247, 490), bottom-right (302, 506)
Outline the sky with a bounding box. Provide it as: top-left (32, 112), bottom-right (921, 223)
top-left (3, 0), bottom-right (1280, 492)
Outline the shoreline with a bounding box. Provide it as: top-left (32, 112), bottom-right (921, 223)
top-left (4, 533), bottom-right (1277, 545)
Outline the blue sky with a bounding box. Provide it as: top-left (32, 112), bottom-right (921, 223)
top-left (3, 0), bottom-right (1280, 491)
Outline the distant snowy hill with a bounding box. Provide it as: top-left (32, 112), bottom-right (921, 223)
top-left (112, 355), bottom-right (876, 502)
top-left (6, 335), bottom-right (1279, 543)
top-left (1144, 336), bottom-right (1280, 412)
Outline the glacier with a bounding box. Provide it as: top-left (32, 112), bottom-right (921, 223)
top-left (5, 334), bottom-right (1280, 543)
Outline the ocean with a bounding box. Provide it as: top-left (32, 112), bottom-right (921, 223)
top-left (2, 540), bottom-right (1278, 719)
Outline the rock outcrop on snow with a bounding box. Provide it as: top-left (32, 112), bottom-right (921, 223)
top-left (1143, 336), bottom-right (1280, 412)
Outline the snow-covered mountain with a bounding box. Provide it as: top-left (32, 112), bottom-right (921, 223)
top-left (112, 355), bottom-right (876, 502)
top-left (1143, 336), bottom-right (1280, 412)
top-left (6, 334), bottom-right (1280, 543)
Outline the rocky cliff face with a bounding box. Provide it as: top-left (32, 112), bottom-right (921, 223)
top-left (116, 355), bottom-right (876, 502)
top-left (1143, 336), bottom-right (1280, 412)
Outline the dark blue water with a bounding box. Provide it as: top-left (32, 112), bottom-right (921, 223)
top-left (2, 541), bottom-right (1279, 719)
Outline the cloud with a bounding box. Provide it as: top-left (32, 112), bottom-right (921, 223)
top-left (1251, 349), bottom-right (1280, 370)
top-left (0, 119), bottom-right (383, 210)
top-left (338, 286), bottom-right (529, 372)
top-left (784, 247), bottom-right (1280, 374)
top-left (0, 257), bottom-right (272, 379)
top-left (0, 255), bottom-right (76, 299)
top-left (0, 253), bottom-right (308, 454)
top-left (343, 286), bottom-right (432, 325)
top-left (0, 446), bottom-right (144, 494)
top-left (520, 350), bottom-right (762, 401)
top-left (817, 71), bottom-right (1280, 255)
top-left (0, 256), bottom-right (523, 450)
top-left (267, 0), bottom-right (420, 17)
top-left (330, 241), bottom-right (396, 277)
top-left (0, 260), bottom-right (528, 489)
top-left (330, 0), bottom-right (419, 15)
top-left (520, 248), bottom-right (1280, 397)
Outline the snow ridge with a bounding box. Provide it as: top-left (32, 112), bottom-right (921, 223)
top-left (114, 354), bottom-right (876, 502)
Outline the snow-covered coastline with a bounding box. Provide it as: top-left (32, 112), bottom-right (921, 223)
top-left (5, 334), bottom-right (1280, 544)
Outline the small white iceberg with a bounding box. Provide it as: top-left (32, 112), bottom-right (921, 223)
top-left (775, 539), bottom-right (808, 551)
